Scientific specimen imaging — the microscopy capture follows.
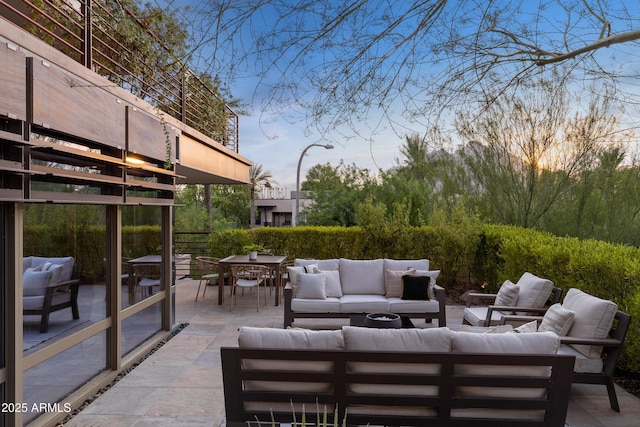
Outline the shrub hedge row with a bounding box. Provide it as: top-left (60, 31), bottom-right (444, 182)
top-left (209, 225), bottom-right (640, 371)
top-left (22, 223), bottom-right (640, 370)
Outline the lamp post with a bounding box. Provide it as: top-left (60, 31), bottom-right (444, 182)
top-left (295, 143), bottom-right (334, 225)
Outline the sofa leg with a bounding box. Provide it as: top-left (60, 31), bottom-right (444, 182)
top-left (39, 312), bottom-right (50, 333)
top-left (606, 378), bottom-right (620, 412)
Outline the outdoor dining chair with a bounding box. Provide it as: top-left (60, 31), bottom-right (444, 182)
top-left (195, 256), bottom-right (221, 302)
top-left (229, 264), bottom-right (268, 312)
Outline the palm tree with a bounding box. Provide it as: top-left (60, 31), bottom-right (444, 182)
top-left (249, 164), bottom-right (276, 228)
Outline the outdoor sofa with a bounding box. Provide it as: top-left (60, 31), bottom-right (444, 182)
top-left (284, 258), bottom-right (446, 328)
top-left (221, 326), bottom-right (575, 426)
top-left (22, 256), bottom-right (80, 333)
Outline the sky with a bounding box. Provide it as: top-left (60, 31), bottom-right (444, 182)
top-left (154, 0), bottom-right (640, 192)
top-left (154, 0), bottom-right (421, 192)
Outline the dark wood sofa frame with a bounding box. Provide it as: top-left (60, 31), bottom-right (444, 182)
top-left (221, 347), bottom-right (575, 427)
top-left (283, 283), bottom-right (447, 328)
top-left (502, 309), bottom-right (631, 412)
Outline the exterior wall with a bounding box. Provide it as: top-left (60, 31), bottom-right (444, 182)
top-left (255, 190), bottom-right (313, 226)
top-left (0, 18), bottom-right (251, 427)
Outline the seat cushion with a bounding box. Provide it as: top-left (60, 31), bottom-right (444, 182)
top-left (339, 258), bottom-right (385, 295)
top-left (388, 298), bottom-right (440, 313)
top-left (339, 294), bottom-right (389, 313)
top-left (558, 343), bottom-right (604, 373)
top-left (238, 327), bottom-right (344, 393)
top-left (514, 272), bottom-right (554, 309)
top-left (463, 306), bottom-right (505, 327)
top-left (562, 288), bottom-right (617, 358)
top-left (291, 297), bottom-right (341, 312)
top-left (452, 330), bottom-right (560, 398)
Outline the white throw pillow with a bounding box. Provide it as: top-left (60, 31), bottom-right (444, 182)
top-left (320, 269), bottom-right (343, 298)
top-left (23, 268), bottom-right (52, 296)
top-left (46, 264), bottom-right (64, 285)
top-left (538, 303), bottom-right (575, 336)
top-left (414, 269), bottom-right (440, 300)
top-left (287, 264), bottom-right (317, 285)
top-left (385, 268), bottom-right (416, 298)
top-left (511, 320), bottom-right (538, 333)
top-left (494, 280), bottom-right (520, 306)
top-left (295, 272), bottom-right (327, 299)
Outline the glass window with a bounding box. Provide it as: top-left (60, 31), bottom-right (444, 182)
top-left (122, 206), bottom-right (162, 308)
top-left (23, 205), bottom-right (106, 353)
top-left (121, 302), bottom-right (163, 356)
top-left (22, 331), bottom-right (107, 424)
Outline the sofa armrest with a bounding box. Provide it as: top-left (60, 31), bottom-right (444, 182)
top-left (500, 314), bottom-right (544, 326)
top-left (44, 279), bottom-right (80, 295)
top-left (434, 284), bottom-right (447, 327)
top-left (465, 292), bottom-right (497, 307)
top-left (560, 336), bottom-right (621, 347)
top-left (485, 305), bottom-right (547, 325)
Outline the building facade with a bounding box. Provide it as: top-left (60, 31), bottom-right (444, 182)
top-left (0, 2), bottom-right (251, 425)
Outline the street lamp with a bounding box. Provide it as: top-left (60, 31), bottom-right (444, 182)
top-left (295, 143), bottom-right (334, 225)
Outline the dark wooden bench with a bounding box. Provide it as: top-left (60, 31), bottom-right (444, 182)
top-left (221, 347), bottom-right (575, 427)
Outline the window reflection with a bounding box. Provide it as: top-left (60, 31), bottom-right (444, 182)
top-left (23, 205), bottom-right (106, 354)
top-left (22, 331), bottom-right (107, 424)
top-left (122, 302), bottom-right (163, 356)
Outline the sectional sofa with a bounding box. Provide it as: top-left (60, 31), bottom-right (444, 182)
top-left (221, 326), bottom-right (575, 426)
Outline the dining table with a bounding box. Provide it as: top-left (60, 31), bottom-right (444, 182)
top-left (217, 254), bottom-right (288, 306)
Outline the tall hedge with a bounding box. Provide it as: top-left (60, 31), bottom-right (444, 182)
top-left (208, 225), bottom-right (640, 371)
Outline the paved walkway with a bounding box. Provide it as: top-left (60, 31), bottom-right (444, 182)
top-left (64, 278), bottom-right (640, 426)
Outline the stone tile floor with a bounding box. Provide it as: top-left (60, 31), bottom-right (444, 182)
top-left (63, 278), bottom-right (640, 426)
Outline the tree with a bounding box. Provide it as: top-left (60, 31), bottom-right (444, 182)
top-left (302, 162), bottom-right (375, 226)
top-left (173, 1), bottom-right (640, 135)
top-left (455, 74), bottom-right (629, 229)
top-left (248, 164), bottom-right (275, 228)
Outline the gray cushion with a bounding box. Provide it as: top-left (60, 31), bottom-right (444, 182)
top-left (23, 268), bottom-right (52, 296)
top-left (494, 280), bottom-right (519, 306)
top-left (562, 288), bottom-right (617, 358)
top-left (538, 303), bottom-right (575, 336)
top-left (339, 258), bottom-right (385, 295)
top-left (384, 268), bottom-right (415, 298)
top-left (319, 269), bottom-right (343, 298)
top-left (294, 258), bottom-right (340, 270)
top-left (514, 272), bottom-right (553, 309)
top-left (339, 294), bottom-right (389, 313)
top-left (296, 272), bottom-right (326, 299)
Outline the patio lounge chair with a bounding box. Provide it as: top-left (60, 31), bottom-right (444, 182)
top-left (501, 288), bottom-right (631, 412)
top-left (463, 272), bottom-right (561, 326)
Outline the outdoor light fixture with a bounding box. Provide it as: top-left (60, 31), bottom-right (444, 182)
top-left (125, 156), bottom-right (145, 165)
top-left (295, 143), bottom-right (334, 225)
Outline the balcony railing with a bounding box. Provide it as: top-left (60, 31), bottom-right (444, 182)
top-left (0, 0), bottom-right (239, 152)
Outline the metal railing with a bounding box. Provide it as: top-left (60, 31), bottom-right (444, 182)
top-left (0, 0), bottom-right (238, 152)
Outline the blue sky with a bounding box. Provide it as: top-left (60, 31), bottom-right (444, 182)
top-left (156, 0), bottom-right (640, 190)
top-left (155, 0), bottom-right (421, 190)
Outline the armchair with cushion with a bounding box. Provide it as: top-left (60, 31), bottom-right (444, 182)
top-left (501, 288), bottom-right (631, 412)
top-left (463, 272), bottom-right (561, 327)
top-left (22, 256), bottom-right (80, 333)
